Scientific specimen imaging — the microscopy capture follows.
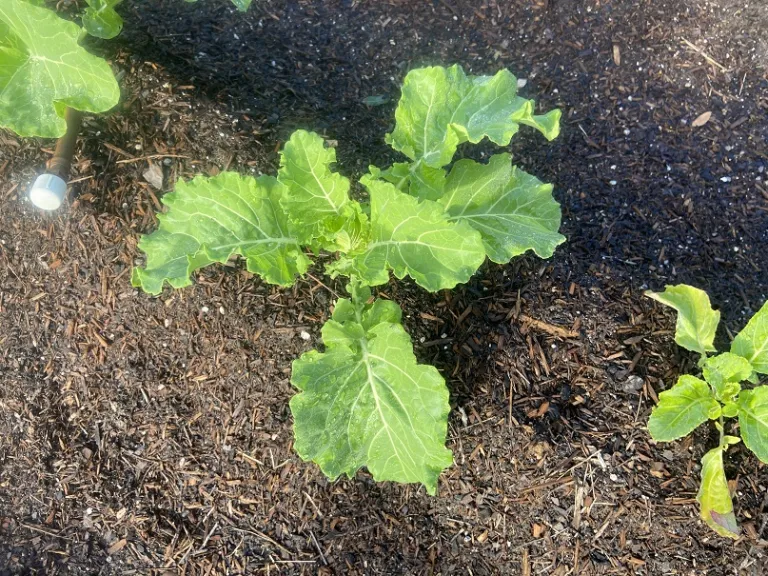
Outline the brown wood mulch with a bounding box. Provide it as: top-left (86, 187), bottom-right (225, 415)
top-left (1, 0), bottom-right (767, 574)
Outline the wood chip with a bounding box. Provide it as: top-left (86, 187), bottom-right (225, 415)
top-left (692, 111), bottom-right (712, 127)
top-left (107, 538), bottom-right (127, 555)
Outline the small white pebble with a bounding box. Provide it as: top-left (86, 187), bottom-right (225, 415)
top-left (219, 306), bottom-right (226, 314)
top-left (610, 474), bottom-right (619, 482)
top-left (610, 180), bottom-right (617, 186)
top-left (720, 176), bottom-right (732, 183)
top-left (201, 306), bottom-right (209, 313)
top-left (300, 330), bottom-right (311, 341)
top-left (164, 319), bottom-right (171, 328)
top-left (517, 78), bottom-right (528, 88)
top-left (623, 129), bottom-right (630, 136)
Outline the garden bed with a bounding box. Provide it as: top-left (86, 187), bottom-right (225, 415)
top-left (1, 0), bottom-right (767, 573)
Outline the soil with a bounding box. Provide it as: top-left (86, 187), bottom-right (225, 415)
top-left (1, 0), bottom-right (767, 574)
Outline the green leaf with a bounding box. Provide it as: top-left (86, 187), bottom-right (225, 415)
top-left (132, 173), bottom-right (310, 295)
top-left (290, 284), bottom-right (453, 494)
top-left (698, 446), bottom-right (740, 539)
top-left (369, 162), bottom-right (447, 202)
top-left (229, 0), bottom-right (252, 10)
top-left (731, 301), bottom-right (768, 374)
top-left (82, 0), bottom-right (123, 39)
top-left (722, 403), bottom-right (739, 418)
top-left (645, 285), bottom-right (720, 355)
top-left (330, 177), bottom-right (486, 291)
top-left (0, 0), bottom-right (120, 137)
top-left (647, 375), bottom-right (719, 442)
top-left (277, 130), bottom-right (367, 251)
top-left (737, 386), bottom-right (768, 463)
top-left (386, 65), bottom-right (560, 169)
top-left (702, 353), bottom-right (750, 401)
top-left (439, 154), bottom-right (565, 263)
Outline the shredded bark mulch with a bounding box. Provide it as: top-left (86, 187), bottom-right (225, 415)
top-left (1, 0), bottom-right (767, 574)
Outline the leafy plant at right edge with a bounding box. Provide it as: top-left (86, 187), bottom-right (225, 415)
top-left (132, 64), bottom-right (564, 494)
top-left (646, 285), bottom-right (768, 538)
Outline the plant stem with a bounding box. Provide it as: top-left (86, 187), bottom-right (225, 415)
top-left (47, 108), bottom-right (83, 179)
top-left (718, 413), bottom-right (725, 448)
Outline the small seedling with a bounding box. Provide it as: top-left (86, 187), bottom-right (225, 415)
top-left (646, 284), bottom-right (768, 538)
top-left (133, 64), bottom-right (565, 493)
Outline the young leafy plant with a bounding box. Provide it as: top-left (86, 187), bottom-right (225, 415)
top-left (0, 0), bottom-right (120, 138)
top-left (646, 284), bottom-right (768, 538)
top-left (132, 64), bottom-right (565, 493)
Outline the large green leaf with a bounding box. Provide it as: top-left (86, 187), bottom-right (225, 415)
top-left (698, 446), bottom-right (740, 539)
top-left (646, 285), bottom-right (720, 355)
top-left (0, 0), bottom-right (120, 137)
top-left (329, 177), bottom-right (486, 291)
top-left (737, 386), bottom-right (768, 463)
top-left (277, 130), bottom-right (368, 251)
top-left (386, 65), bottom-right (560, 169)
top-left (132, 173), bottom-right (310, 294)
top-left (83, 0), bottom-right (123, 39)
top-left (290, 283), bottom-right (453, 494)
top-left (731, 301), bottom-right (768, 374)
top-left (439, 154), bottom-right (565, 263)
top-left (647, 375), bottom-right (719, 442)
top-left (702, 353), bottom-right (751, 401)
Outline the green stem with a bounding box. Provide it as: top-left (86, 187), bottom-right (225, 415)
top-left (718, 413), bottom-right (725, 448)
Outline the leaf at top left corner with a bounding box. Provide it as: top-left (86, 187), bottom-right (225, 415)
top-left (132, 173), bottom-right (310, 295)
top-left (0, 0), bottom-right (120, 138)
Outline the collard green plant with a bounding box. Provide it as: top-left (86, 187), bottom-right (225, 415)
top-left (133, 64), bottom-right (565, 493)
top-left (646, 284), bottom-right (768, 538)
top-left (0, 0), bottom-right (120, 138)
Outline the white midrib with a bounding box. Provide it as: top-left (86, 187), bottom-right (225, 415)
top-left (353, 307), bottom-right (417, 478)
top-left (657, 396), bottom-right (712, 438)
top-left (304, 152), bottom-right (343, 216)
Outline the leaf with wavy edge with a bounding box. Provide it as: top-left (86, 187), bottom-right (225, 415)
top-left (368, 163), bottom-right (447, 202)
top-left (83, 0), bottom-right (123, 39)
top-left (645, 285), bottom-right (720, 355)
top-left (386, 65), bottom-right (560, 169)
top-left (278, 130), bottom-right (368, 251)
top-left (698, 446), bottom-right (740, 539)
top-left (132, 172), bottom-right (310, 294)
top-left (290, 283), bottom-right (453, 494)
top-left (731, 301), bottom-right (768, 374)
top-left (702, 353), bottom-right (751, 401)
top-left (439, 154), bottom-right (564, 263)
top-left (647, 375), bottom-right (719, 442)
top-left (0, 0), bottom-right (120, 137)
top-left (328, 176), bottom-right (486, 291)
top-left (738, 386), bottom-right (768, 463)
